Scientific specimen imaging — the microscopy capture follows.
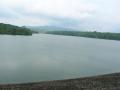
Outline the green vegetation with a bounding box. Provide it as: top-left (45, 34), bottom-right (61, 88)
top-left (0, 23), bottom-right (32, 35)
top-left (46, 31), bottom-right (120, 40)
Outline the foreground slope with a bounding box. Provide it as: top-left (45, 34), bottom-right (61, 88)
top-left (0, 72), bottom-right (120, 90)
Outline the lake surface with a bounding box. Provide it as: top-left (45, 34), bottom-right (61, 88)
top-left (0, 34), bottom-right (120, 84)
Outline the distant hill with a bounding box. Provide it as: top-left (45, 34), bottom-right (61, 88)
top-left (27, 26), bottom-right (120, 40)
top-left (27, 26), bottom-right (74, 33)
top-left (0, 23), bottom-right (32, 35)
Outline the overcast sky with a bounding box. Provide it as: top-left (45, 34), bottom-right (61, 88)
top-left (0, 0), bottom-right (120, 32)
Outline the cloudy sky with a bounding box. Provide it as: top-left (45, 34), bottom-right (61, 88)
top-left (0, 0), bottom-right (120, 32)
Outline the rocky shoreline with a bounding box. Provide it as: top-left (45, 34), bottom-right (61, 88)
top-left (0, 72), bottom-right (120, 90)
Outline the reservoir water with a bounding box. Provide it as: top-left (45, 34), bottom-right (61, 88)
top-left (0, 34), bottom-right (120, 84)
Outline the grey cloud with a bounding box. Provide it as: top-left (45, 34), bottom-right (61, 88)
top-left (0, 7), bottom-right (20, 19)
top-left (0, 0), bottom-right (120, 32)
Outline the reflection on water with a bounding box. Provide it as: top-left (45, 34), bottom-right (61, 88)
top-left (0, 34), bottom-right (120, 84)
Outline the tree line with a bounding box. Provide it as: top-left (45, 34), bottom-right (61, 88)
top-left (46, 31), bottom-right (120, 40)
top-left (0, 23), bottom-right (32, 35)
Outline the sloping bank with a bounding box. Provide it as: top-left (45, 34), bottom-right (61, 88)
top-left (0, 72), bottom-right (120, 90)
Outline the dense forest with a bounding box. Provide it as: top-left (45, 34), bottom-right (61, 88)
top-left (0, 23), bottom-right (32, 35)
top-left (46, 31), bottom-right (120, 40)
